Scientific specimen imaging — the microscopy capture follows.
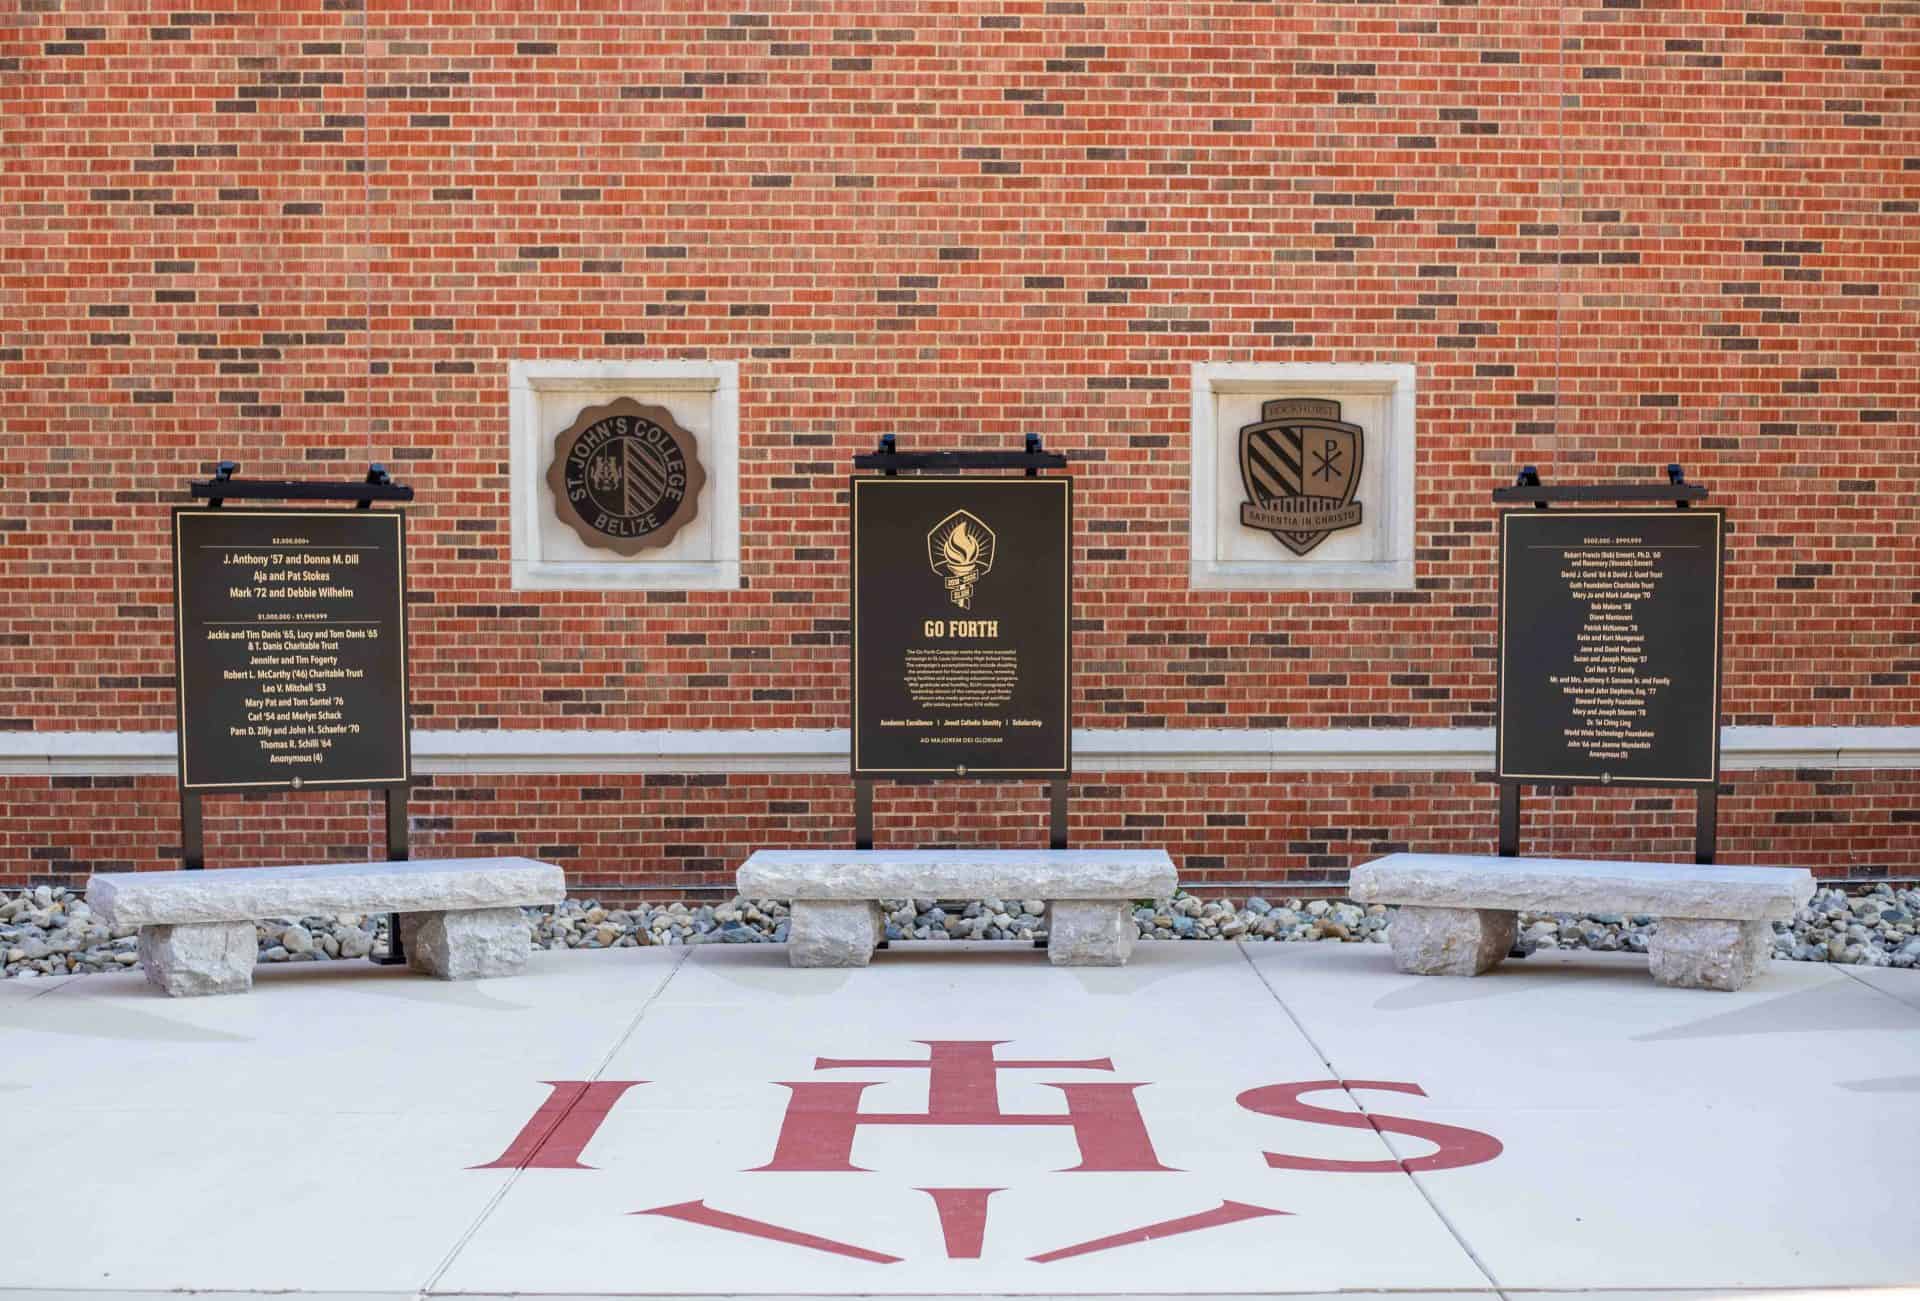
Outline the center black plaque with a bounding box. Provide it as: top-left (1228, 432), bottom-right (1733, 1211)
top-left (851, 476), bottom-right (1071, 779)
top-left (173, 507), bottom-right (410, 791)
top-left (1497, 507), bottom-right (1724, 786)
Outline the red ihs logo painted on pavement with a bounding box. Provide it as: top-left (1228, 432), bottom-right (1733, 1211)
top-left (473, 1039), bottom-right (1502, 1264)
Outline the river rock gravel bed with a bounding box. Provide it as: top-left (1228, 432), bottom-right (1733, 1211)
top-left (4, 883), bottom-right (1917, 979)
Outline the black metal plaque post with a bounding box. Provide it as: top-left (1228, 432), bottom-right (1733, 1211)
top-left (849, 436), bottom-right (1072, 851)
top-left (850, 776), bottom-right (1071, 852)
top-left (1492, 465), bottom-right (1723, 864)
top-left (174, 463), bottom-right (416, 962)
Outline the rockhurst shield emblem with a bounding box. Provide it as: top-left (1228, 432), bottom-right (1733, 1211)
top-left (1238, 398), bottom-right (1364, 556)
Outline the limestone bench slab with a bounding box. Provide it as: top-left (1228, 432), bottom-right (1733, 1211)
top-left (737, 849), bottom-right (1177, 968)
top-left (1349, 853), bottom-right (1815, 991)
top-left (87, 858), bottom-right (565, 997)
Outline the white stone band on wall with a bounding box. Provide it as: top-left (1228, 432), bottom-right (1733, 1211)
top-left (0, 726), bottom-right (1914, 777)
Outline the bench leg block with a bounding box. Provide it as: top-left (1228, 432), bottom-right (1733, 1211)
top-left (1648, 918), bottom-right (1773, 992)
top-left (138, 921), bottom-right (256, 997)
top-left (1047, 900), bottom-right (1134, 966)
top-left (401, 907), bottom-right (531, 980)
top-left (1389, 906), bottom-right (1516, 976)
top-left (788, 901), bottom-right (882, 967)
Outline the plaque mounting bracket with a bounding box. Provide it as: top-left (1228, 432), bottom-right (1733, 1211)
top-left (1491, 462), bottom-right (1708, 509)
top-left (177, 464), bottom-right (416, 964)
top-left (192, 461), bottom-right (415, 507)
top-left (853, 433), bottom-right (1069, 477)
top-left (1492, 466), bottom-right (1718, 866)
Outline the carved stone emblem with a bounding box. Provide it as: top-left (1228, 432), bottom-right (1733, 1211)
top-left (1238, 398), bottom-right (1364, 556)
top-left (547, 398), bottom-right (705, 555)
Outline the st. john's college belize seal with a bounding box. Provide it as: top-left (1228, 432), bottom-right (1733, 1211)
top-left (548, 397), bottom-right (706, 555)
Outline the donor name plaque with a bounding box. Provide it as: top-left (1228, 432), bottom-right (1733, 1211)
top-left (1497, 507), bottom-right (1724, 787)
top-left (851, 476), bottom-right (1071, 779)
top-left (172, 507), bottom-right (410, 791)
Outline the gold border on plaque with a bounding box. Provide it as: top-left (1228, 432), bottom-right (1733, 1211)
top-left (1495, 507), bottom-right (1723, 786)
top-left (173, 508), bottom-right (411, 791)
top-left (547, 396), bottom-right (707, 556)
top-left (850, 476), bottom-right (1072, 777)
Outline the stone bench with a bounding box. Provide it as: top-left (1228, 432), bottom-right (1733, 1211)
top-left (86, 857), bottom-right (566, 997)
top-left (737, 849), bottom-right (1177, 968)
top-left (1348, 853), bottom-right (1816, 991)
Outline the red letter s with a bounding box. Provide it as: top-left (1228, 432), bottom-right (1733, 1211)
top-left (1237, 1080), bottom-right (1502, 1173)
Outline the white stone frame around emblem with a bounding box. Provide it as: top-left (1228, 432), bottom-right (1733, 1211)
top-left (1188, 361), bottom-right (1417, 591)
top-left (508, 359), bottom-right (741, 591)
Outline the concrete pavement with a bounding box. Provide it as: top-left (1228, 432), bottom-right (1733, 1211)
top-left (1, 938), bottom-right (1915, 1298)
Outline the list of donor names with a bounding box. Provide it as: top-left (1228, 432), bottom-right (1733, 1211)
top-left (215, 547), bottom-right (371, 766)
top-left (174, 509), bottom-right (409, 790)
top-left (1553, 543), bottom-right (1668, 764)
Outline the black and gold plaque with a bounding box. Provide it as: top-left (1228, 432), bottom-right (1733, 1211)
top-left (548, 397), bottom-right (705, 555)
top-left (851, 476), bottom-right (1071, 779)
top-left (172, 507), bottom-right (410, 791)
top-left (1497, 507), bottom-right (1724, 786)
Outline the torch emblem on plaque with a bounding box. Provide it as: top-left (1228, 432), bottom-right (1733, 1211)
top-left (928, 510), bottom-right (995, 610)
top-left (1238, 398), bottom-right (1364, 556)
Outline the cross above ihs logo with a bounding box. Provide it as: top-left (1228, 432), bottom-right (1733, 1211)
top-left (1238, 398), bottom-right (1366, 555)
top-left (548, 397), bottom-right (707, 555)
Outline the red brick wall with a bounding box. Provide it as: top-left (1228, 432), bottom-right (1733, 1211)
top-left (2, 3), bottom-right (1915, 887)
top-left (5, 770), bottom-right (1916, 895)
